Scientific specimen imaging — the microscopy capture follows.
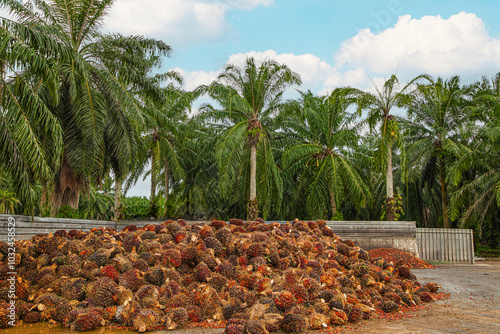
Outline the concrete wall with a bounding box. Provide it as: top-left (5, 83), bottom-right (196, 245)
top-left (326, 221), bottom-right (419, 257)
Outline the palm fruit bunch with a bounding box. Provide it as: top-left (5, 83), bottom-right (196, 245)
top-left (0, 219), bottom-right (442, 332)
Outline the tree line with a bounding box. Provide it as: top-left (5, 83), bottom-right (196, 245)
top-left (1, 1), bottom-right (498, 246)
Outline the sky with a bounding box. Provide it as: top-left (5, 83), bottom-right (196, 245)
top-left (103, 0), bottom-right (500, 196)
top-left (4, 0), bottom-right (500, 196)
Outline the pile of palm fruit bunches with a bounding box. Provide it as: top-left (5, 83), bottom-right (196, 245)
top-left (0, 219), bottom-right (441, 333)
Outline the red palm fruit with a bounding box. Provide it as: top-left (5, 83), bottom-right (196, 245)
top-left (382, 300), bottom-right (400, 313)
top-left (328, 309), bottom-right (348, 326)
top-left (61, 277), bottom-right (87, 301)
top-left (200, 225), bottom-right (215, 239)
top-left (100, 265), bottom-right (120, 282)
top-left (274, 291), bottom-right (297, 311)
top-left (230, 225), bottom-right (246, 233)
top-left (208, 272), bottom-right (228, 292)
top-left (280, 314), bottom-right (307, 333)
top-left (145, 266), bottom-right (165, 286)
top-left (249, 232), bottom-right (267, 243)
top-left (255, 277), bottom-right (272, 295)
top-left (418, 291), bottom-right (435, 302)
top-left (24, 311), bottom-right (41, 323)
top-left (309, 312), bottom-right (329, 330)
top-left (71, 310), bottom-right (105, 332)
top-left (174, 231), bottom-right (186, 243)
top-left (424, 282), bottom-right (441, 293)
top-left (119, 268), bottom-right (144, 292)
top-left (123, 233), bottom-right (141, 252)
top-left (133, 258), bottom-right (149, 272)
top-left (133, 309), bottom-right (160, 332)
top-left (229, 285), bottom-right (248, 301)
top-left (94, 277), bottom-right (120, 308)
top-left (215, 227), bottom-right (232, 246)
top-left (187, 305), bottom-right (203, 322)
top-left (245, 319), bottom-right (269, 334)
top-left (215, 260), bottom-right (236, 278)
top-left (164, 268), bottom-right (182, 284)
top-left (278, 257), bottom-right (290, 270)
top-left (384, 292), bottom-right (402, 304)
top-left (209, 220), bottom-right (227, 230)
top-left (122, 224), bottom-right (138, 232)
top-left (321, 227), bottom-right (335, 238)
top-left (344, 304), bottom-right (363, 323)
top-left (229, 218), bottom-right (245, 226)
top-left (161, 248), bottom-right (182, 267)
top-left (224, 324), bottom-right (245, 334)
top-left (195, 262), bottom-right (211, 282)
top-left (205, 237), bottom-right (224, 256)
top-left (237, 256), bottom-right (248, 267)
top-left (396, 265), bottom-right (412, 278)
top-left (290, 284), bottom-right (308, 304)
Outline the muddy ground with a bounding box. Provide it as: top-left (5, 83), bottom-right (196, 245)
top-left (5, 261), bottom-right (500, 334)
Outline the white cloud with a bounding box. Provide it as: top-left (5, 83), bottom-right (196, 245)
top-left (105, 0), bottom-right (273, 47)
top-left (175, 49), bottom-right (372, 96)
top-left (336, 12), bottom-right (500, 77)
top-left (172, 67), bottom-right (219, 91)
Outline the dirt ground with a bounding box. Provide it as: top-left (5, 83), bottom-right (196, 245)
top-left (4, 261), bottom-right (499, 334)
top-left (334, 260), bottom-right (500, 334)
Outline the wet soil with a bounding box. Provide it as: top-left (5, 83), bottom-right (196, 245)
top-left (3, 261), bottom-right (499, 334)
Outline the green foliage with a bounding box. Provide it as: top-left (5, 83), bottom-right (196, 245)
top-left (122, 197), bottom-right (151, 219)
top-left (0, 188), bottom-right (21, 214)
top-left (56, 205), bottom-right (80, 219)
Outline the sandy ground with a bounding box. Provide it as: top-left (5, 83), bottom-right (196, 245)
top-left (4, 261), bottom-right (499, 334)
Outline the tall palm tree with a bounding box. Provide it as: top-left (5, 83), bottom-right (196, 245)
top-left (201, 57), bottom-right (301, 220)
top-left (282, 89), bottom-right (369, 219)
top-left (405, 76), bottom-right (471, 228)
top-left (1, 0), bottom-right (171, 216)
top-left (126, 79), bottom-right (195, 218)
top-left (359, 74), bottom-right (427, 220)
top-left (449, 74), bottom-right (500, 241)
top-left (0, 0), bottom-right (65, 207)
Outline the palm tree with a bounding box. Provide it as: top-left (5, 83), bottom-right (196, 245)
top-left (0, 188), bottom-right (20, 214)
top-left (405, 76), bottom-right (472, 228)
top-left (126, 79), bottom-right (195, 218)
top-left (449, 74), bottom-right (500, 242)
top-left (201, 57), bottom-right (301, 220)
top-left (0, 0), bottom-right (65, 207)
top-left (1, 0), bottom-right (171, 216)
top-left (282, 89), bottom-right (369, 219)
top-left (359, 74), bottom-right (427, 220)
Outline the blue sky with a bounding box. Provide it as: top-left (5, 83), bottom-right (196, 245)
top-left (101, 0), bottom-right (500, 196)
top-left (105, 0), bottom-right (500, 96)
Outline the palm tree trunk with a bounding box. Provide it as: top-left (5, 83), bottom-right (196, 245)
top-left (150, 149), bottom-right (156, 217)
top-left (385, 147), bottom-right (396, 221)
top-left (164, 160), bottom-right (169, 217)
top-left (440, 156), bottom-right (450, 228)
top-left (329, 190), bottom-right (337, 219)
top-left (50, 158), bottom-right (81, 217)
top-left (40, 181), bottom-right (47, 210)
top-left (164, 160), bottom-right (169, 203)
top-left (247, 143), bottom-right (258, 220)
top-left (114, 176), bottom-right (121, 222)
